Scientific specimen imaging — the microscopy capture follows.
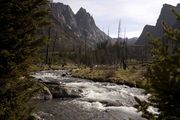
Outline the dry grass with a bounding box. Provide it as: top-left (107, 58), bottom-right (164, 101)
top-left (72, 65), bottom-right (147, 88)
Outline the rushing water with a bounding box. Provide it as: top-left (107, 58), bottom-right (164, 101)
top-left (32, 70), bottom-right (149, 120)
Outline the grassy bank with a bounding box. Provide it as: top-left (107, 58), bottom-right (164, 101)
top-left (71, 65), bottom-right (147, 88)
top-left (30, 64), bottom-right (61, 72)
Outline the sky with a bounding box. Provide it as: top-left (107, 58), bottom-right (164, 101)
top-left (53, 0), bottom-right (179, 38)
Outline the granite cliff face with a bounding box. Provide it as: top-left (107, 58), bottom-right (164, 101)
top-left (136, 4), bottom-right (180, 45)
top-left (49, 3), bottom-right (110, 49)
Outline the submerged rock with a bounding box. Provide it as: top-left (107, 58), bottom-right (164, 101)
top-left (62, 73), bottom-right (66, 77)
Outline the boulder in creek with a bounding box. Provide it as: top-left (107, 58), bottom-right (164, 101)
top-left (48, 84), bottom-right (83, 98)
top-left (33, 85), bottom-right (53, 100)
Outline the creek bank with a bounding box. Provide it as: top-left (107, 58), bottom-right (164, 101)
top-left (71, 66), bottom-right (147, 88)
top-left (71, 75), bottom-right (138, 88)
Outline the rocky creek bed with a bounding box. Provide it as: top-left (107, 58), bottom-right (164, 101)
top-left (31, 70), bottom-right (155, 120)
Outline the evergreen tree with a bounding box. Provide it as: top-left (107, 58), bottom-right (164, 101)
top-left (0, 0), bottom-right (50, 77)
top-left (0, 0), bottom-right (50, 119)
top-left (137, 9), bottom-right (180, 120)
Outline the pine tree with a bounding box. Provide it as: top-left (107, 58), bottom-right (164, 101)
top-left (139, 9), bottom-right (180, 120)
top-left (0, 0), bottom-right (50, 77)
top-left (0, 0), bottom-right (50, 119)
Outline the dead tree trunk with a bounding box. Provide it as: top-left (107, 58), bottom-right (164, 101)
top-left (51, 31), bottom-right (58, 65)
top-left (45, 27), bottom-right (51, 65)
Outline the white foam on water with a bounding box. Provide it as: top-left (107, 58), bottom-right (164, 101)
top-left (32, 71), bottom-right (59, 80)
top-left (147, 106), bottom-right (160, 115)
top-left (32, 70), bottom-right (72, 83)
top-left (72, 100), bottom-right (106, 111)
top-left (107, 106), bottom-right (140, 114)
top-left (65, 81), bottom-right (148, 107)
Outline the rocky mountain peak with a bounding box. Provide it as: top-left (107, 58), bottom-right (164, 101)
top-left (163, 3), bottom-right (173, 8)
top-left (75, 7), bottom-right (97, 38)
top-left (75, 7), bottom-right (95, 25)
top-left (51, 3), bottom-right (78, 30)
top-left (77, 7), bottom-right (87, 14)
top-left (48, 2), bottom-right (111, 48)
top-left (51, 3), bottom-right (70, 14)
top-left (136, 3), bottom-right (180, 45)
top-left (156, 3), bottom-right (176, 27)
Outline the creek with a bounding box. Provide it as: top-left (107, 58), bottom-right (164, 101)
top-left (32, 70), bottom-right (150, 120)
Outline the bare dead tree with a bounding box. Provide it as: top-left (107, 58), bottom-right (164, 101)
top-left (45, 27), bottom-right (51, 65)
top-left (83, 31), bottom-right (88, 65)
top-left (51, 31), bottom-right (58, 65)
top-left (117, 19), bottom-right (122, 66)
top-left (122, 27), bottom-right (127, 70)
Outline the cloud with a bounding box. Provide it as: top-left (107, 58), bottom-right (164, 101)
top-left (53, 0), bottom-right (179, 38)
